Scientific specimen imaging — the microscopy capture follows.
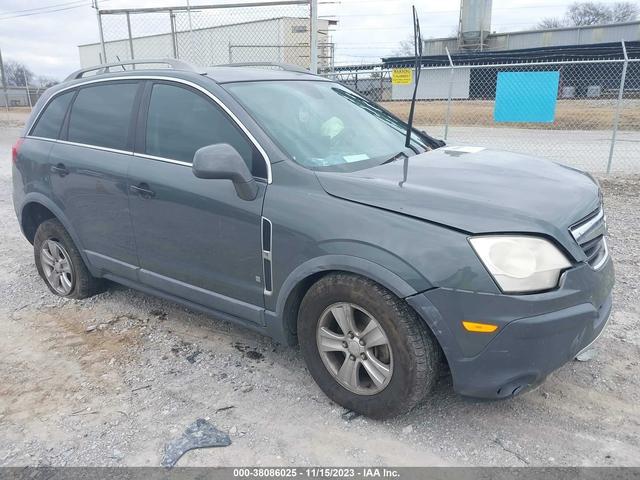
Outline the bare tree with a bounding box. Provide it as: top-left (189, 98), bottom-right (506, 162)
top-left (566, 2), bottom-right (613, 26)
top-left (537, 17), bottom-right (566, 29)
top-left (537, 1), bottom-right (638, 29)
top-left (394, 36), bottom-right (415, 57)
top-left (611, 2), bottom-right (639, 22)
top-left (4, 60), bottom-right (34, 87)
top-left (36, 75), bottom-right (58, 88)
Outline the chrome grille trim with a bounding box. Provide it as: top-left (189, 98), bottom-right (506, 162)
top-left (570, 207), bottom-right (605, 244)
top-left (590, 238), bottom-right (609, 271)
top-left (570, 206), bottom-right (609, 270)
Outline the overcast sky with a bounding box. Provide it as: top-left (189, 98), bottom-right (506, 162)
top-left (0, 0), bottom-right (631, 81)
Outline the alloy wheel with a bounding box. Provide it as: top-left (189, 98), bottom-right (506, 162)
top-left (316, 302), bottom-right (393, 395)
top-left (40, 239), bottom-right (74, 295)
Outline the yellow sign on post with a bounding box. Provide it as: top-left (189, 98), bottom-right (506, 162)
top-left (392, 68), bottom-right (413, 85)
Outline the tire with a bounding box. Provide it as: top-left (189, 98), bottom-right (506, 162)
top-left (298, 273), bottom-right (441, 419)
top-left (34, 218), bottom-right (104, 299)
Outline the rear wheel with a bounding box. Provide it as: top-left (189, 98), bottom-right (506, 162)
top-left (34, 218), bottom-right (104, 299)
top-left (298, 273), bottom-right (440, 418)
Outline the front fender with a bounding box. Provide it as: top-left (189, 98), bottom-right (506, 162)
top-left (274, 254), bottom-right (423, 316)
top-left (263, 254), bottom-right (429, 345)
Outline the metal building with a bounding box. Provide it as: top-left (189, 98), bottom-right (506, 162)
top-left (381, 41), bottom-right (640, 101)
top-left (78, 17), bottom-right (336, 70)
top-left (424, 20), bottom-right (640, 56)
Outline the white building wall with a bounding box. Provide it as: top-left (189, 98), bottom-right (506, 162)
top-left (392, 68), bottom-right (471, 100)
top-left (78, 18), bottom-right (330, 69)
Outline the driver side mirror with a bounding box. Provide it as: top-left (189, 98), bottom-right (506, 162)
top-left (192, 143), bottom-right (259, 201)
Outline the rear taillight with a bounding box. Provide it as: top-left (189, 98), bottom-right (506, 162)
top-left (11, 138), bottom-right (23, 165)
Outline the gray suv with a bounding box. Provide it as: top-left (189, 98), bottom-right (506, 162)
top-left (12, 60), bottom-right (614, 418)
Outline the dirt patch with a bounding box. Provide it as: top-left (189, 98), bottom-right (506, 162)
top-left (0, 108), bottom-right (31, 129)
top-left (1, 305), bottom-right (140, 421)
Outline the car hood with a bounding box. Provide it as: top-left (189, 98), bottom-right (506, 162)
top-left (315, 146), bottom-right (600, 251)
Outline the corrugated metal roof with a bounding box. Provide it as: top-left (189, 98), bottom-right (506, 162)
top-left (414, 20), bottom-right (640, 57)
top-left (382, 41), bottom-right (640, 68)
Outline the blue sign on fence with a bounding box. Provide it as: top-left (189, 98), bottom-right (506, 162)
top-left (494, 71), bottom-right (560, 123)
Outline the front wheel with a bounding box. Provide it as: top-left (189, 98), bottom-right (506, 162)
top-left (298, 273), bottom-right (441, 418)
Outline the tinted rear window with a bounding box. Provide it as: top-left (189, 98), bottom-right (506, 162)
top-left (68, 82), bottom-right (138, 151)
top-left (31, 91), bottom-right (74, 139)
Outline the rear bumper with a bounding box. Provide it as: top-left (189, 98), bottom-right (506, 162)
top-left (407, 257), bottom-right (615, 399)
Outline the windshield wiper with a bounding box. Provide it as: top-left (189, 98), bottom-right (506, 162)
top-left (405, 5), bottom-right (423, 150)
top-left (382, 152), bottom-right (409, 165)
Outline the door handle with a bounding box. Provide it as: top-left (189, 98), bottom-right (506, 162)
top-left (129, 183), bottom-right (155, 199)
top-left (50, 163), bottom-right (69, 177)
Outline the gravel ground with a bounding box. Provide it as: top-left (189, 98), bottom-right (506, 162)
top-left (1, 114), bottom-right (639, 467)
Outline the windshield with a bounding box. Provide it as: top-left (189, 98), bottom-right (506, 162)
top-left (224, 80), bottom-right (430, 171)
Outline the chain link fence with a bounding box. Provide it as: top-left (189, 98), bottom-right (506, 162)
top-left (0, 86), bottom-right (46, 109)
top-left (327, 57), bottom-right (640, 174)
top-left (0, 86), bottom-right (46, 129)
top-left (84, 1), bottom-right (332, 71)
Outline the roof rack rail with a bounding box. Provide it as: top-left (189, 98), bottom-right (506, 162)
top-left (65, 58), bottom-right (203, 81)
top-left (216, 62), bottom-right (311, 74)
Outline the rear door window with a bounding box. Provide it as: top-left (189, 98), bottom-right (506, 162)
top-left (144, 82), bottom-right (266, 178)
top-left (31, 91), bottom-right (74, 139)
top-left (68, 82), bottom-right (138, 151)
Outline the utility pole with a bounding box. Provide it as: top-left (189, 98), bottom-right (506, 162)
top-left (0, 47), bottom-right (9, 113)
top-left (93, 0), bottom-right (107, 64)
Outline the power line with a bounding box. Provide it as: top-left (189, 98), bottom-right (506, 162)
top-left (0, 1), bottom-right (111, 21)
top-left (0, 0), bottom-right (89, 16)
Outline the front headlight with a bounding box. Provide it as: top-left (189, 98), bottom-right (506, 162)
top-left (469, 236), bottom-right (572, 294)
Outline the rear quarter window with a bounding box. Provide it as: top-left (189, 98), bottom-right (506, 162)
top-left (67, 82), bottom-right (138, 151)
top-left (30, 91), bottom-right (74, 139)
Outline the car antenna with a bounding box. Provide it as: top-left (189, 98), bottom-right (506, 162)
top-left (405, 5), bottom-right (423, 149)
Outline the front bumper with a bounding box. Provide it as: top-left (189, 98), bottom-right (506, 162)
top-left (407, 257), bottom-right (615, 399)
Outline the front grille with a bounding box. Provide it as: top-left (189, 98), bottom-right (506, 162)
top-left (570, 207), bottom-right (608, 269)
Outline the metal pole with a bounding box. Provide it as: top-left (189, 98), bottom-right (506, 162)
top-left (607, 40), bottom-right (628, 174)
top-left (0, 47), bottom-right (9, 114)
top-left (330, 43), bottom-right (335, 73)
top-left (310, 0), bottom-right (318, 73)
top-left (186, 0), bottom-right (194, 58)
top-left (126, 12), bottom-right (135, 63)
top-left (444, 47), bottom-right (455, 141)
top-left (170, 10), bottom-right (179, 59)
top-left (93, 0), bottom-right (108, 64)
top-left (22, 70), bottom-right (32, 109)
